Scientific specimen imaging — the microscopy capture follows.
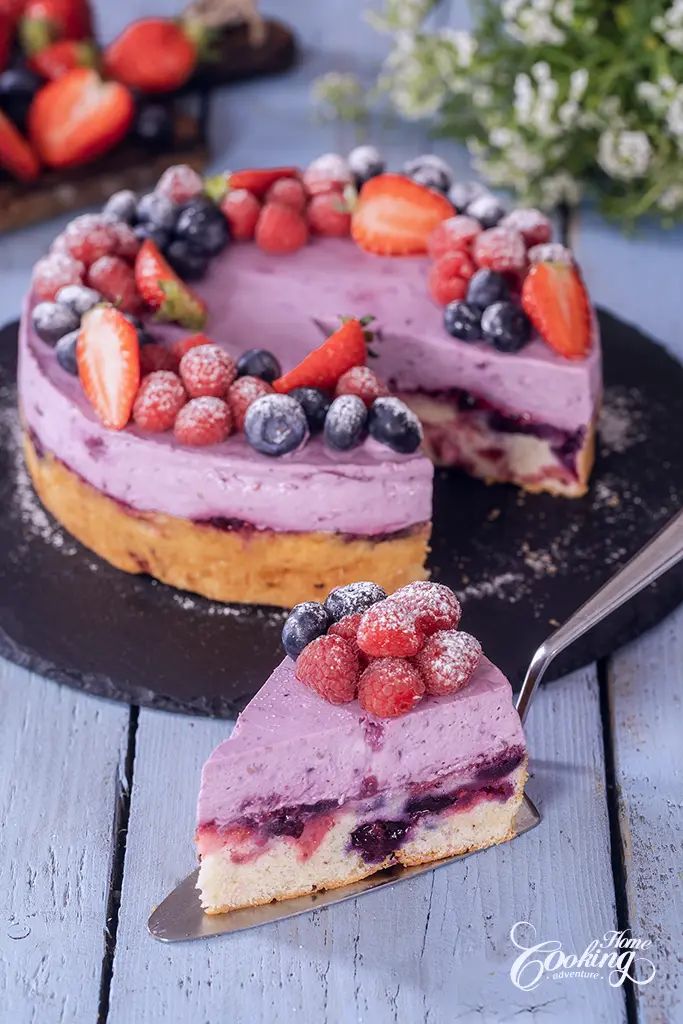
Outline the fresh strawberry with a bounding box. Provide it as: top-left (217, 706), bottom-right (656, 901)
top-left (104, 18), bottom-right (197, 94)
top-left (32, 251), bottom-right (84, 300)
top-left (227, 375), bottom-right (273, 431)
top-left (173, 396), bottom-right (232, 446)
top-left (266, 176), bottom-right (306, 211)
top-left (255, 201), bottom-right (308, 255)
top-left (307, 191), bottom-right (352, 237)
top-left (77, 305), bottom-right (140, 430)
top-left (272, 318), bottom-right (366, 394)
top-left (428, 251), bottom-right (474, 306)
top-left (133, 370), bottom-right (186, 433)
top-left (20, 0), bottom-right (93, 53)
top-left (134, 239), bottom-right (206, 329)
top-left (351, 173), bottom-right (453, 256)
top-left (0, 16), bottom-right (15, 73)
top-left (29, 68), bottom-right (134, 169)
top-left (0, 109), bottom-right (40, 181)
top-left (87, 255), bottom-right (139, 312)
top-left (227, 166), bottom-right (300, 199)
top-left (219, 188), bottom-right (261, 241)
top-left (427, 215), bottom-right (481, 259)
top-left (29, 38), bottom-right (96, 79)
top-left (521, 260), bottom-right (592, 359)
top-left (335, 365), bottom-right (388, 406)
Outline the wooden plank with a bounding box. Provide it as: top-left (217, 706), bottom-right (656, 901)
top-left (0, 658), bottom-right (130, 1023)
top-left (108, 667), bottom-right (625, 1024)
top-left (608, 605), bottom-right (683, 1024)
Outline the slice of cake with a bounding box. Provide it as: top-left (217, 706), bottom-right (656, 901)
top-left (195, 580), bottom-right (527, 914)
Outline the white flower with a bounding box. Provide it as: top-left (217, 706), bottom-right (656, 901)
top-left (666, 91), bottom-right (683, 145)
top-left (653, 1), bottom-right (683, 53)
top-left (436, 28), bottom-right (477, 67)
top-left (532, 61), bottom-right (551, 82)
top-left (538, 172), bottom-right (582, 206)
top-left (569, 69), bottom-right (589, 100)
top-left (658, 183), bottom-right (683, 211)
top-left (598, 129), bottom-right (653, 180)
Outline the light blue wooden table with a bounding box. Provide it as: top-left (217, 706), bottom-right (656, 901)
top-left (1, 4), bottom-right (682, 1022)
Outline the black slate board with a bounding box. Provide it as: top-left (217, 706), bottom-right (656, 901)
top-left (1, 310), bottom-right (682, 716)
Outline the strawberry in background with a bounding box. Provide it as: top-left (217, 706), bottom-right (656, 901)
top-left (104, 18), bottom-right (200, 94)
top-left (20, 0), bottom-right (93, 54)
top-left (0, 106), bottom-right (39, 179)
top-left (29, 36), bottom-right (96, 79)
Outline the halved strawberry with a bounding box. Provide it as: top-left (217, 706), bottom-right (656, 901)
top-left (0, 109), bottom-right (40, 181)
top-left (272, 319), bottom-right (367, 394)
top-left (351, 173), bottom-right (453, 256)
top-left (135, 239), bottom-right (207, 329)
top-left (20, 0), bottom-right (93, 54)
top-left (77, 305), bottom-right (140, 430)
top-left (521, 261), bottom-right (592, 360)
top-left (29, 38), bottom-right (97, 80)
top-left (29, 68), bottom-right (134, 169)
top-left (227, 167), bottom-right (300, 198)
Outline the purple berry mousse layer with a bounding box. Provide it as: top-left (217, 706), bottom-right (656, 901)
top-left (169, 238), bottom-right (601, 435)
top-left (196, 654), bottom-right (526, 831)
top-left (18, 298), bottom-right (433, 536)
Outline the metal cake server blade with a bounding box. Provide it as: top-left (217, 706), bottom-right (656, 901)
top-left (149, 509), bottom-right (683, 943)
top-left (148, 794), bottom-right (540, 942)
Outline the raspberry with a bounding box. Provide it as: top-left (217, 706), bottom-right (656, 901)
top-left (140, 343), bottom-right (177, 376)
top-left (413, 630), bottom-right (482, 696)
top-left (358, 658), bottom-right (425, 718)
top-left (357, 600), bottom-right (424, 658)
top-left (335, 366), bottom-right (388, 407)
top-left (179, 343), bottom-right (237, 398)
top-left (61, 214), bottom-right (118, 266)
top-left (155, 164), bottom-right (204, 204)
top-left (428, 251), bottom-right (474, 306)
top-left (473, 227), bottom-right (526, 274)
top-left (255, 202), bottom-right (309, 255)
top-left (528, 242), bottom-right (573, 265)
top-left (227, 375), bottom-right (273, 431)
top-left (306, 192), bottom-right (352, 237)
top-left (173, 396), bottom-right (232, 446)
top-left (266, 177), bottom-right (306, 211)
top-left (427, 215), bottom-right (482, 259)
top-left (133, 371), bottom-right (187, 432)
top-left (32, 252), bottom-right (85, 301)
top-left (171, 332), bottom-right (212, 363)
top-left (295, 634), bottom-right (359, 704)
top-left (87, 255), bottom-right (140, 312)
top-left (328, 611), bottom-right (368, 666)
top-left (500, 208), bottom-right (552, 247)
top-left (109, 221), bottom-right (140, 261)
top-left (391, 581), bottom-right (462, 636)
top-left (303, 153), bottom-right (352, 196)
top-left (220, 188), bottom-right (261, 241)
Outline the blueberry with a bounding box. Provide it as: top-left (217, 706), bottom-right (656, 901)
top-left (443, 301), bottom-right (482, 341)
top-left (324, 395), bottom-right (368, 451)
top-left (368, 396), bottom-right (422, 454)
top-left (466, 193), bottom-right (505, 228)
top-left (403, 154), bottom-right (453, 192)
top-left (55, 330), bottom-right (80, 375)
top-left (134, 223), bottom-right (171, 250)
top-left (236, 348), bottom-right (281, 383)
top-left (135, 103), bottom-right (174, 150)
top-left (102, 189), bottom-right (138, 225)
top-left (165, 238), bottom-right (210, 281)
top-left (174, 197), bottom-right (230, 257)
top-left (56, 285), bottom-right (101, 317)
top-left (281, 601), bottom-right (330, 659)
top-left (324, 582), bottom-right (386, 622)
top-left (288, 387), bottom-right (330, 433)
top-left (136, 192), bottom-right (179, 232)
top-left (448, 179), bottom-right (487, 212)
top-left (244, 394), bottom-right (309, 456)
top-left (466, 269), bottom-right (509, 309)
top-left (481, 301), bottom-right (531, 352)
top-left (348, 145), bottom-right (385, 187)
top-left (32, 301), bottom-right (80, 345)
top-left (0, 68), bottom-right (41, 131)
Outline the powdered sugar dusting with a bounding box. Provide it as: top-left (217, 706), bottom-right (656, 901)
top-left (473, 226), bottom-right (526, 273)
top-left (599, 385), bottom-right (646, 455)
top-left (414, 629), bottom-right (482, 695)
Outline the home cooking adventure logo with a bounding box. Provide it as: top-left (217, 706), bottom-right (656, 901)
top-left (508, 921), bottom-right (657, 991)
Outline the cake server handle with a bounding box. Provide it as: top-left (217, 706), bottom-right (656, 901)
top-left (516, 508), bottom-right (683, 724)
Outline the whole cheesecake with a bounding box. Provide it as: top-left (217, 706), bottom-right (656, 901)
top-left (18, 154), bottom-right (601, 606)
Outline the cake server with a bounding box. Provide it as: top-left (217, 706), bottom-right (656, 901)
top-left (148, 509), bottom-right (683, 942)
